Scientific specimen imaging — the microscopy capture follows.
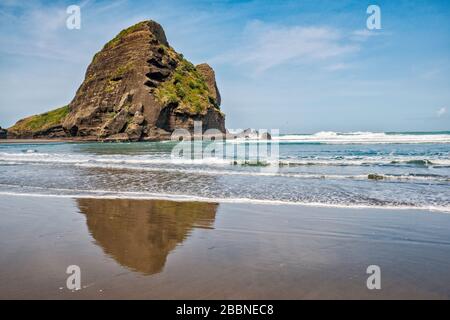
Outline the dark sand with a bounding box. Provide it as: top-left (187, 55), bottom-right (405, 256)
top-left (0, 194), bottom-right (449, 299)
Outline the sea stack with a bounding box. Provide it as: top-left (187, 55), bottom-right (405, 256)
top-left (8, 20), bottom-right (225, 141)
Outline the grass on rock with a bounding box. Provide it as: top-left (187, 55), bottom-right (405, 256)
top-left (9, 106), bottom-right (69, 133)
top-left (155, 48), bottom-right (217, 114)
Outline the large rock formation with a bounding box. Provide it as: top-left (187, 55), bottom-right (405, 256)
top-left (8, 20), bottom-right (225, 141)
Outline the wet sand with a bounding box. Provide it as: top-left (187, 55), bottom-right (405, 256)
top-left (0, 194), bottom-right (449, 299)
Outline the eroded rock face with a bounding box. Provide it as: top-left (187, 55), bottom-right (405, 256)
top-left (60, 20), bottom-right (225, 141)
top-left (7, 123), bottom-right (68, 139)
top-left (196, 63), bottom-right (221, 106)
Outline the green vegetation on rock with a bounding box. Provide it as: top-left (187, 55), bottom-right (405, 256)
top-left (9, 105), bottom-right (69, 133)
top-left (155, 49), bottom-right (216, 114)
top-left (103, 21), bottom-right (148, 50)
top-left (112, 62), bottom-right (133, 80)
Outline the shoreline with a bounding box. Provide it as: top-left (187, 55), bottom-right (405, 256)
top-left (0, 191), bottom-right (448, 214)
top-left (2, 130), bottom-right (450, 145)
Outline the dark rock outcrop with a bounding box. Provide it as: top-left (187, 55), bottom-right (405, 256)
top-left (368, 173), bottom-right (384, 181)
top-left (196, 63), bottom-right (221, 106)
top-left (0, 127), bottom-right (7, 139)
top-left (9, 20), bottom-right (225, 141)
top-left (226, 128), bottom-right (271, 140)
top-left (259, 131), bottom-right (272, 140)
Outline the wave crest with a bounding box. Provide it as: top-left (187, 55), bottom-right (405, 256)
top-left (275, 131), bottom-right (450, 144)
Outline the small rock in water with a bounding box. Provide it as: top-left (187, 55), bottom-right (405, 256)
top-left (0, 127), bottom-right (7, 139)
top-left (368, 173), bottom-right (384, 180)
top-left (259, 131), bottom-right (272, 140)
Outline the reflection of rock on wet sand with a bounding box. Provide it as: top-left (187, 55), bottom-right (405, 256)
top-left (76, 198), bottom-right (218, 275)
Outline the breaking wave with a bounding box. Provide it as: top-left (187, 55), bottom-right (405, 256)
top-left (274, 131), bottom-right (450, 144)
top-left (0, 187), bottom-right (449, 213)
top-left (0, 152), bottom-right (449, 167)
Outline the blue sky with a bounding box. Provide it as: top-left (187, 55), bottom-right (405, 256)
top-left (0, 0), bottom-right (449, 133)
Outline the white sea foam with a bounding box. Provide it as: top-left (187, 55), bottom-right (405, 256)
top-left (0, 188), bottom-right (449, 213)
top-left (71, 162), bottom-right (449, 183)
top-left (0, 152), bottom-right (231, 166)
top-left (1, 152), bottom-right (449, 170)
top-left (1, 133), bottom-right (448, 213)
top-left (279, 157), bottom-right (450, 167)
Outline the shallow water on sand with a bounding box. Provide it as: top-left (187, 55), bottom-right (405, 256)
top-left (0, 133), bottom-right (449, 211)
top-left (1, 195), bottom-right (449, 299)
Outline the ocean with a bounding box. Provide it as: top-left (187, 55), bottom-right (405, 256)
top-left (0, 131), bottom-right (449, 212)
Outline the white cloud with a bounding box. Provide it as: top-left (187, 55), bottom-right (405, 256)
top-left (0, 0), bottom-right (127, 62)
top-left (211, 21), bottom-right (359, 74)
top-left (324, 63), bottom-right (352, 71)
top-left (437, 107), bottom-right (447, 117)
top-left (351, 29), bottom-right (380, 41)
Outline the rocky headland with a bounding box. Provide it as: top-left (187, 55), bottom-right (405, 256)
top-left (7, 20), bottom-right (225, 141)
